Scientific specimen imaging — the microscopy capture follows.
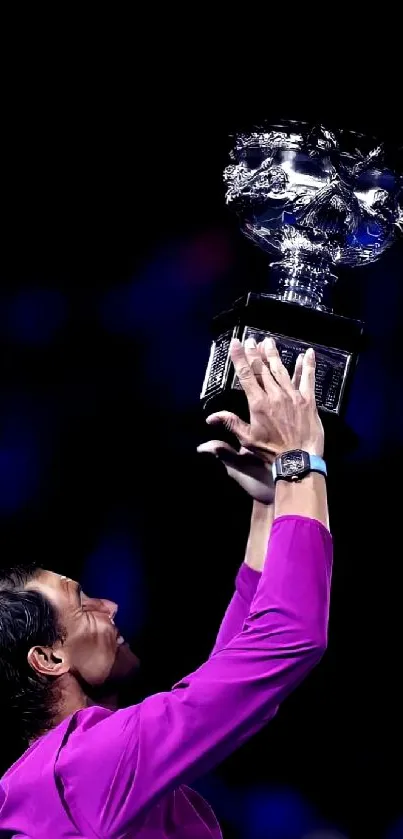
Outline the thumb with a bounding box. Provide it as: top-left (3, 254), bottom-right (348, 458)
top-left (205, 411), bottom-right (250, 444)
top-left (197, 440), bottom-right (235, 456)
top-left (197, 440), bottom-right (240, 467)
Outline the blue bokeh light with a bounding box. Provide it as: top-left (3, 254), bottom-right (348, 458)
top-left (193, 773), bottom-right (242, 828)
top-left (0, 400), bottom-right (43, 514)
top-left (98, 238), bottom-right (230, 408)
top-left (80, 529), bottom-right (145, 638)
top-left (386, 817), bottom-right (403, 839)
top-left (99, 234), bottom-right (231, 337)
top-left (241, 785), bottom-right (319, 839)
top-left (0, 440), bottom-right (39, 514)
top-left (6, 289), bottom-right (67, 345)
top-left (99, 249), bottom-right (197, 336)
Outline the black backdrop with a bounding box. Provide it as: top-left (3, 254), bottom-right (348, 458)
top-left (1, 27), bottom-right (403, 839)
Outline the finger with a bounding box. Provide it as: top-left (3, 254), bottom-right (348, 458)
top-left (257, 339), bottom-right (273, 363)
top-left (205, 411), bottom-right (250, 445)
top-left (255, 340), bottom-right (282, 395)
top-left (257, 341), bottom-right (270, 365)
top-left (292, 353), bottom-right (304, 390)
top-left (262, 337), bottom-right (293, 395)
top-left (197, 440), bottom-right (237, 458)
top-left (244, 337), bottom-right (266, 389)
top-left (299, 348), bottom-right (316, 400)
top-left (197, 440), bottom-right (240, 467)
top-left (243, 337), bottom-right (260, 366)
top-left (230, 339), bottom-right (260, 400)
top-left (257, 339), bottom-right (286, 391)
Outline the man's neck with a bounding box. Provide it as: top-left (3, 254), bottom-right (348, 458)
top-left (54, 679), bottom-right (120, 727)
top-left (30, 685), bottom-right (120, 746)
top-left (89, 693), bottom-right (119, 712)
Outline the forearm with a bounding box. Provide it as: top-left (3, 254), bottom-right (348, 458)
top-left (211, 502), bottom-right (273, 655)
top-left (244, 501), bottom-right (274, 571)
top-left (274, 473), bottom-right (329, 530)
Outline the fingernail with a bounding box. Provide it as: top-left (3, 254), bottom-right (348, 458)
top-left (306, 347), bottom-right (315, 359)
top-left (264, 337), bottom-right (276, 348)
top-left (245, 337), bottom-right (257, 349)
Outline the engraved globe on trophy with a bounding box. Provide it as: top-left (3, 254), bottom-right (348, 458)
top-left (201, 122), bottom-right (403, 415)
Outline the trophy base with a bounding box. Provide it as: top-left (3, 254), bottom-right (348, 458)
top-left (201, 293), bottom-right (364, 418)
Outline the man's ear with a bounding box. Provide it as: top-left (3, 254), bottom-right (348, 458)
top-left (27, 644), bottom-right (70, 678)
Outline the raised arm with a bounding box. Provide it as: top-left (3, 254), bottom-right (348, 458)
top-left (57, 339), bottom-right (331, 836)
top-left (204, 343), bottom-right (307, 656)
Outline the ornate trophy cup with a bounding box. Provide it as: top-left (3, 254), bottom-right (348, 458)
top-left (201, 122), bottom-right (402, 415)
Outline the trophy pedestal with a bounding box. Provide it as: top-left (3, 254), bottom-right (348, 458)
top-left (201, 293), bottom-right (364, 418)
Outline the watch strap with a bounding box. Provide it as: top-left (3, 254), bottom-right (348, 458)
top-left (309, 454), bottom-right (327, 476)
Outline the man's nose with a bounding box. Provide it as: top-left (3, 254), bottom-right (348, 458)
top-left (103, 598), bottom-right (118, 622)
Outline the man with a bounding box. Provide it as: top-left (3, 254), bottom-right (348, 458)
top-left (0, 338), bottom-right (332, 838)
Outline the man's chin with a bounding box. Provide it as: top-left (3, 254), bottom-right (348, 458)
top-left (87, 645), bottom-right (140, 705)
top-left (112, 642), bottom-right (140, 679)
top-left (116, 641), bottom-right (140, 675)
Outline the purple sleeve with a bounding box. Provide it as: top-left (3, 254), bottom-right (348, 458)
top-left (210, 563), bottom-right (261, 655)
top-left (57, 516), bottom-right (332, 837)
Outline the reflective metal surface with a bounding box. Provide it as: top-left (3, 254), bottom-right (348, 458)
top-left (225, 122), bottom-right (403, 309)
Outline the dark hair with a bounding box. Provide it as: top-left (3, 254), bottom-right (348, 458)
top-left (0, 564), bottom-right (64, 757)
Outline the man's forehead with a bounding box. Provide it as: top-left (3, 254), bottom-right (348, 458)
top-left (40, 570), bottom-right (69, 583)
top-left (28, 569), bottom-right (78, 592)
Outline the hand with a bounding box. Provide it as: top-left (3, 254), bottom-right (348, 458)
top-left (198, 342), bottom-right (311, 502)
top-left (197, 440), bottom-right (274, 504)
top-left (206, 337), bottom-right (324, 460)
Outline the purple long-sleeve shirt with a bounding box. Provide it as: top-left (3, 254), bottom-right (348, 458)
top-left (0, 515), bottom-right (332, 838)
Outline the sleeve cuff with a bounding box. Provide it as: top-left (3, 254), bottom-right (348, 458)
top-left (235, 562), bottom-right (261, 601)
top-left (272, 514), bottom-right (332, 544)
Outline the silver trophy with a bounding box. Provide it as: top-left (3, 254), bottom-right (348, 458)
top-left (201, 122), bottom-right (403, 415)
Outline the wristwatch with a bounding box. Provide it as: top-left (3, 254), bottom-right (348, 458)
top-left (272, 449), bottom-right (327, 483)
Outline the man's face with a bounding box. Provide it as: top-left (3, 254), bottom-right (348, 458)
top-left (26, 570), bottom-right (139, 689)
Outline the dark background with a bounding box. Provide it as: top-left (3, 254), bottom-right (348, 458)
top-left (1, 25), bottom-right (403, 839)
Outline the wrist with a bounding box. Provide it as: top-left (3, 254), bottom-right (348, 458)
top-left (245, 501), bottom-right (274, 571)
top-left (274, 473), bottom-right (329, 530)
top-left (278, 443), bottom-right (324, 458)
top-left (252, 499), bottom-right (274, 518)
top-left (256, 442), bottom-right (324, 461)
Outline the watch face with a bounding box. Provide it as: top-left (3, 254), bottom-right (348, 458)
top-left (281, 450), bottom-right (307, 477)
